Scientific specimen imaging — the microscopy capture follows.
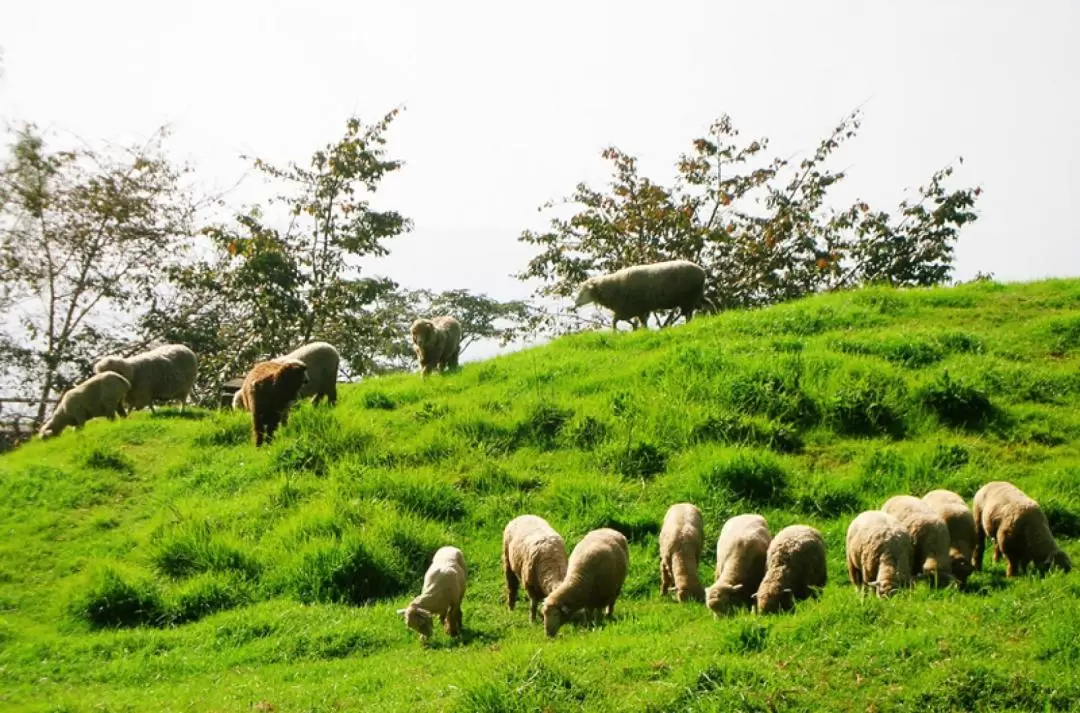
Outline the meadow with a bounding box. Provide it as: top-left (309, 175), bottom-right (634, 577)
top-left (2, 278), bottom-right (1080, 712)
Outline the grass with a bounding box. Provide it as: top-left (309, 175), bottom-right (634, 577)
top-left (2, 278), bottom-right (1080, 711)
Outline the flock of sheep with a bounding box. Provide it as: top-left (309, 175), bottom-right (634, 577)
top-left (397, 482), bottom-right (1072, 643)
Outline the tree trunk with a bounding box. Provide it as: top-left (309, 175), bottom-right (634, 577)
top-left (35, 367), bottom-right (56, 424)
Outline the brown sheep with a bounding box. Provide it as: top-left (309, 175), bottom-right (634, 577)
top-left (754, 525), bottom-right (827, 614)
top-left (410, 316), bottom-right (462, 376)
top-left (502, 515), bottom-right (568, 622)
top-left (973, 481), bottom-right (1072, 576)
top-left (659, 503), bottom-right (705, 602)
top-left (922, 489), bottom-right (977, 585)
top-left (882, 495), bottom-right (955, 588)
top-left (241, 360), bottom-right (309, 446)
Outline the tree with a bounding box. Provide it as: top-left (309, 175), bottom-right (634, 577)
top-left (516, 109), bottom-right (982, 332)
top-left (0, 123), bottom-right (195, 421)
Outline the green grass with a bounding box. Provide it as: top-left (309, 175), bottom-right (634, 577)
top-left (3, 278), bottom-right (1080, 711)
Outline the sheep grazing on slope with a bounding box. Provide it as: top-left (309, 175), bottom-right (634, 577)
top-left (397, 546), bottom-right (468, 642)
top-left (922, 489), bottom-right (977, 585)
top-left (754, 525), bottom-right (827, 614)
top-left (845, 510), bottom-right (913, 598)
top-left (573, 259), bottom-right (707, 331)
top-left (706, 514), bottom-right (772, 617)
top-left (542, 528), bottom-right (629, 638)
top-left (502, 515), bottom-right (569, 622)
top-left (240, 360), bottom-right (309, 446)
top-left (93, 344), bottom-right (197, 413)
top-left (882, 495), bottom-right (955, 588)
top-left (659, 503), bottom-right (706, 602)
top-left (275, 341), bottom-right (340, 406)
top-left (972, 481), bottom-right (1072, 577)
top-left (38, 372), bottom-right (131, 439)
top-left (410, 316), bottom-right (463, 376)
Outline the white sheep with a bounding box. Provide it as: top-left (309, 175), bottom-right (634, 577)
top-left (659, 503), bottom-right (705, 602)
top-left (38, 372), bottom-right (132, 439)
top-left (93, 344), bottom-right (197, 412)
top-left (396, 546), bottom-right (468, 642)
top-left (410, 316), bottom-right (463, 376)
top-left (922, 489), bottom-right (977, 585)
top-left (845, 510), bottom-right (913, 598)
top-left (276, 341), bottom-right (339, 405)
top-left (754, 525), bottom-right (827, 614)
top-left (705, 513), bottom-right (772, 616)
top-left (882, 495), bottom-right (954, 588)
top-left (573, 259), bottom-right (707, 330)
top-left (972, 481), bottom-right (1072, 576)
top-left (542, 528), bottom-right (629, 638)
top-left (502, 515), bottom-right (569, 622)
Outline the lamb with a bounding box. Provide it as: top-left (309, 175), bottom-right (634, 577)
top-left (502, 515), bottom-right (569, 622)
top-left (397, 546), bottom-right (468, 642)
top-left (93, 344), bottom-right (197, 412)
top-left (240, 360), bottom-right (309, 446)
top-left (922, 489), bottom-right (977, 585)
top-left (275, 341), bottom-right (339, 405)
top-left (659, 503), bottom-right (706, 602)
top-left (38, 372), bottom-right (131, 439)
top-left (573, 259), bottom-right (707, 330)
top-left (705, 514), bottom-right (771, 616)
top-left (972, 481), bottom-right (1072, 577)
top-left (845, 510), bottom-right (913, 598)
top-left (542, 528), bottom-right (629, 638)
top-left (754, 525), bottom-right (827, 614)
top-left (410, 316), bottom-right (463, 376)
top-left (882, 495), bottom-right (955, 588)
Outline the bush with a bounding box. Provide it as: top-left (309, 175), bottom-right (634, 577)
top-left (67, 564), bottom-right (166, 629)
top-left (920, 371), bottom-right (997, 430)
top-left (700, 452), bottom-right (791, 508)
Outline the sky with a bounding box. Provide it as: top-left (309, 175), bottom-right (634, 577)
top-left (2, 0), bottom-right (1079, 363)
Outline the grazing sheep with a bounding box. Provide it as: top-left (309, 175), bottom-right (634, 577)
top-left (38, 372), bottom-right (131, 439)
top-left (754, 525), bottom-right (827, 614)
top-left (659, 503), bottom-right (706, 602)
top-left (573, 259), bottom-right (707, 330)
top-left (972, 481), bottom-right (1072, 576)
top-left (240, 360), bottom-right (308, 446)
top-left (397, 546), bottom-right (468, 642)
top-left (502, 515), bottom-right (569, 622)
top-left (276, 341), bottom-right (339, 405)
top-left (922, 489), bottom-right (977, 585)
top-left (93, 344), bottom-right (197, 412)
top-left (410, 316), bottom-right (463, 376)
top-left (845, 510), bottom-right (914, 598)
top-left (542, 528), bottom-right (629, 638)
top-left (705, 514), bottom-right (771, 617)
top-left (882, 495), bottom-right (955, 588)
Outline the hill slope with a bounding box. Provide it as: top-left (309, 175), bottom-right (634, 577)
top-left (2, 279), bottom-right (1080, 712)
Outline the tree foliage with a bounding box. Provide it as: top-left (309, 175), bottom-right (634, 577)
top-left (0, 124), bottom-right (195, 420)
top-left (517, 109), bottom-right (982, 331)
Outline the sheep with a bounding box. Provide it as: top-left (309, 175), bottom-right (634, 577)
top-left (502, 515), bottom-right (569, 622)
top-left (240, 360), bottom-right (309, 446)
top-left (922, 489), bottom-right (977, 585)
top-left (573, 259), bottom-right (707, 330)
top-left (659, 503), bottom-right (706, 602)
top-left (410, 316), bottom-right (463, 376)
top-left (845, 510), bottom-right (914, 598)
top-left (93, 344), bottom-right (197, 413)
top-left (882, 495), bottom-right (955, 588)
top-left (397, 546), bottom-right (468, 642)
top-left (705, 514), bottom-right (772, 616)
top-left (542, 528), bottom-right (629, 638)
top-left (275, 341), bottom-right (339, 406)
top-left (754, 525), bottom-right (827, 614)
top-left (972, 481), bottom-right (1072, 577)
top-left (38, 372), bottom-right (131, 439)
top-left (231, 389), bottom-right (246, 410)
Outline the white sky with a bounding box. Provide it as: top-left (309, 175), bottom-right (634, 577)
top-left (3, 0), bottom-right (1079, 362)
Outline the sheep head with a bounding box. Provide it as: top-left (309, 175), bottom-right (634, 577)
top-left (705, 582), bottom-right (744, 616)
top-left (410, 319), bottom-right (435, 347)
top-left (573, 280), bottom-right (597, 308)
top-left (397, 604), bottom-right (434, 639)
top-left (541, 601), bottom-right (570, 638)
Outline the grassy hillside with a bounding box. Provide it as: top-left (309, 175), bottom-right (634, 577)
top-left (3, 278), bottom-right (1080, 712)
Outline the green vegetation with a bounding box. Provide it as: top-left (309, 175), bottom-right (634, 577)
top-left (3, 279), bottom-right (1080, 712)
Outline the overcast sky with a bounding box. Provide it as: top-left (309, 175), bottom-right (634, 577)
top-left (3, 0), bottom-right (1078, 361)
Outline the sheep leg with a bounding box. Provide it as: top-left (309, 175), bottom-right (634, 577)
top-left (116, 402), bottom-right (127, 418)
top-left (660, 558), bottom-right (673, 596)
top-left (327, 383), bottom-right (337, 407)
top-left (529, 596), bottom-right (540, 624)
top-left (972, 518), bottom-right (986, 571)
top-left (605, 601), bottom-right (615, 618)
top-left (447, 348), bottom-right (460, 371)
top-left (847, 558), bottom-right (862, 589)
top-left (504, 563), bottom-right (519, 611)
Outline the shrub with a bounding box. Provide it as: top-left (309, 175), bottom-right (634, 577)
top-left (700, 452), bottom-right (791, 507)
top-left (413, 401), bottom-right (450, 423)
top-left (920, 371), bottom-right (997, 430)
top-left (67, 564), bottom-right (166, 629)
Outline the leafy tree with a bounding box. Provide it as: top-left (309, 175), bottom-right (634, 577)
top-left (517, 109), bottom-right (982, 332)
top-left (0, 123), bottom-right (195, 421)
